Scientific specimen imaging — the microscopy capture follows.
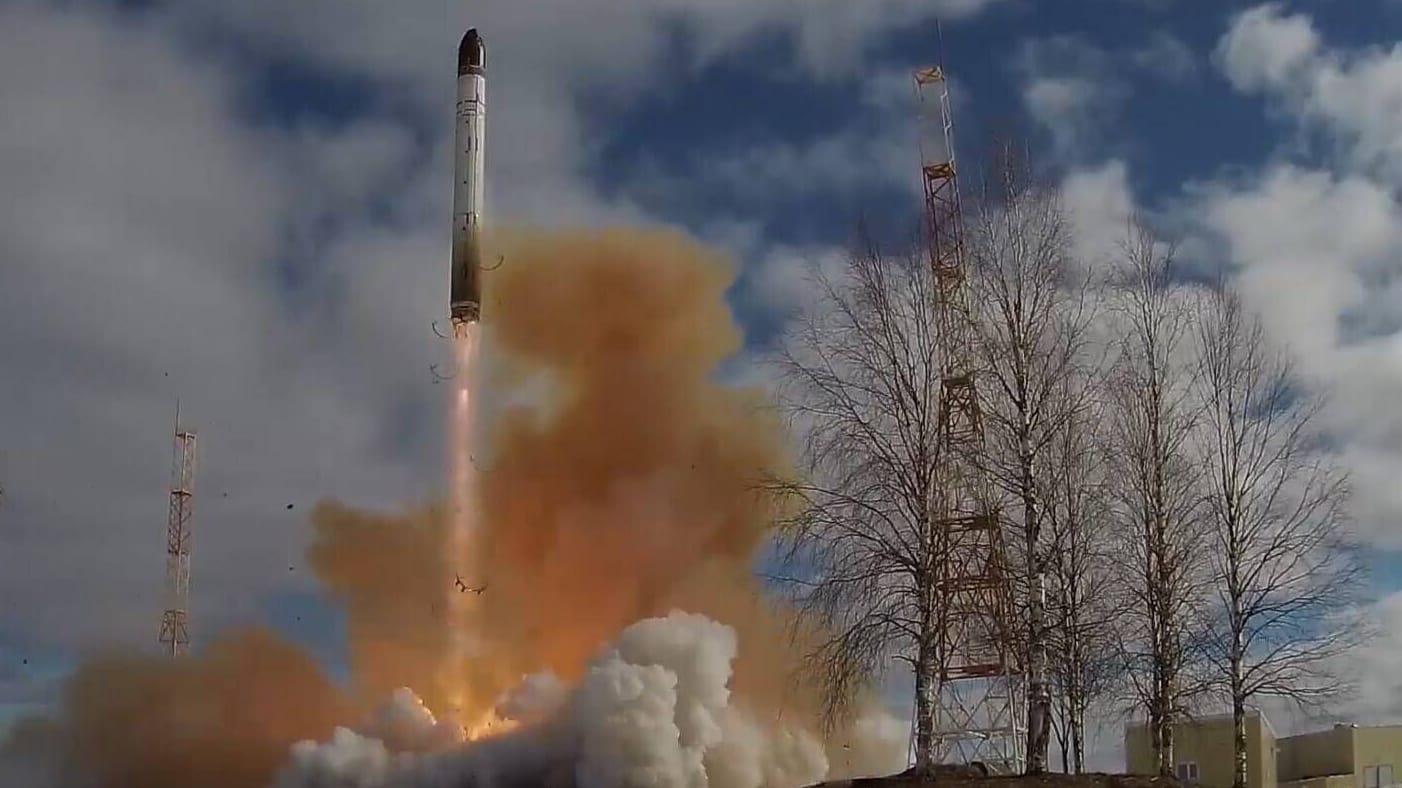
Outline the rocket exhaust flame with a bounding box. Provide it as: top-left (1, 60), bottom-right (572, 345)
top-left (445, 323), bottom-right (485, 719)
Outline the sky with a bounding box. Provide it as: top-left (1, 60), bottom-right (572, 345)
top-left (3, 0), bottom-right (1402, 772)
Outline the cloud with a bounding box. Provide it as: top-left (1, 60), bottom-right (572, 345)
top-left (1152, 6), bottom-right (1402, 551)
top-left (156, 0), bottom-right (1002, 232)
top-left (1217, 3), bottom-right (1402, 180)
top-left (1216, 4), bottom-right (1320, 91)
top-left (161, 0), bottom-right (1007, 96)
top-left (0, 0), bottom-right (373, 650)
top-left (1194, 166), bottom-right (1398, 360)
top-left (1252, 588), bottom-right (1402, 731)
top-left (1060, 159), bottom-right (1136, 270)
top-left (737, 246), bottom-right (851, 322)
top-left (1052, 168), bottom-right (1402, 557)
top-left (616, 66), bottom-right (922, 234)
top-left (1186, 163), bottom-right (1402, 549)
top-left (1015, 36), bottom-right (1129, 162)
top-left (1182, 153), bottom-right (1402, 551)
top-left (1132, 30), bottom-right (1199, 83)
top-left (1017, 30), bottom-right (1198, 165)
top-left (1343, 591), bottom-right (1402, 722)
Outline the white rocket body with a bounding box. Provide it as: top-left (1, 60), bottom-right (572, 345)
top-left (450, 28), bottom-right (485, 324)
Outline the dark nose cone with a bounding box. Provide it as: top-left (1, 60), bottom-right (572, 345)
top-left (458, 28), bottom-right (485, 76)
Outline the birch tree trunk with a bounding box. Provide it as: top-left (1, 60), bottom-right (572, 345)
top-left (966, 143), bottom-right (1090, 776)
top-left (915, 610), bottom-right (939, 774)
top-left (1104, 217), bottom-right (1207, 778)
top-left (1233, 651), bottom-right (1247, 788)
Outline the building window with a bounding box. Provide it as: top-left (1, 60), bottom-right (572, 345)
top-left (1176, 762), bottom-right (1200, 783)
top-left (1365, 765), bottom-right (1395, 788)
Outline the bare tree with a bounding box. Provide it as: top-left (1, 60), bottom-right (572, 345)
top-left (1104, 218), bottom-right (1209, 776)
top-left (765, 239), bottom-right (952, 773)
top-left (1193, 283), bottom-right (1363, 788)
top-left (1043, 380), bottom-right (1124, 774)
top-left (966, 147), bottom-right (1094, 773)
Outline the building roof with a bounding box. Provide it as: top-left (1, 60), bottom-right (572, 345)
top-left (1124, 708), bottom-right (1276, 737)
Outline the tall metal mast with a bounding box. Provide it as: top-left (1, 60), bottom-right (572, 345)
top-left (158, 402), bottom-right (197, 657)
top-left (913, 52), bottom-right (1024, 773)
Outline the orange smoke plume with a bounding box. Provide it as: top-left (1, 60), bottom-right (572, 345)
top-left (1, 226), bottom-right (892, 788)
top-left (471, 227), bottom-right (789, 674)
top-left (3, 629), bottom-right (351, 788)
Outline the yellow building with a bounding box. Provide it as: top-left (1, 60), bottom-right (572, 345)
top-left (1125, 712), bottom-right (1278, 788)
top-left (1125, 714), bottom-right (1402, 788)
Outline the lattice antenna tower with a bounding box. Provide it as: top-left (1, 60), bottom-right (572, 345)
top-left (158, 401), bottom-right (197, 657)
top-left (912, 42), bottom-right (1024, 773)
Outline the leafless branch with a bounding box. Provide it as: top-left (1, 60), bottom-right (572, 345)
top-left (1101, 215), bottom-right (1212, 776)
top-left (965, 149), bottom-right (1096, 772)
top-left (763, 239), bottom-right (953, 770)
top-left (1192, 279), bottom-right (1366, 788)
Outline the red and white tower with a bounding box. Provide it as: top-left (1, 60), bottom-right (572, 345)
top-left (158, 402), bottom-right (197, 657)
top-left (913, 57), bottom-right (1024, 772)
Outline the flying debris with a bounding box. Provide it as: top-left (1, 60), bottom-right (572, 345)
top-left (450, 27), bottom-right (486, 327)
top-left (454, 574), bottom-right (486, 595)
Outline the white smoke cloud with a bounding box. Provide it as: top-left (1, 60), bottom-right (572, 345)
top-left (363, 689), bottom-right (467, 754)
top-left (706, 710), bottom-right (828, 788)
top-left (270, 611), bottom-right (905, 788)
top-left (279, 729), bottom-right (398, 788)
top-left (495, 671), bottom-right (569, 725)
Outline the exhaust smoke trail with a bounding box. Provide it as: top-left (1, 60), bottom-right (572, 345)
top-left (444, 320), bottom-right (485, 723)
top-left (444, 320), bottom-right (512, 739)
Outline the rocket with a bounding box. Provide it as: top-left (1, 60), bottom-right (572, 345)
top-left (450, 28), bottom-right (486, 325)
